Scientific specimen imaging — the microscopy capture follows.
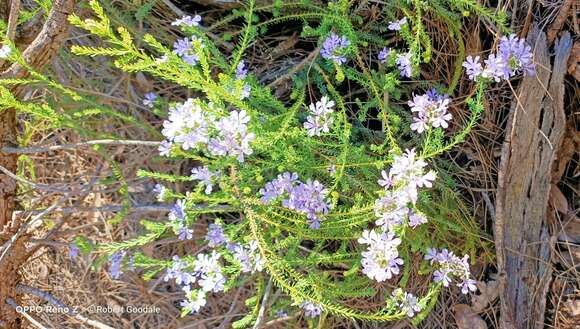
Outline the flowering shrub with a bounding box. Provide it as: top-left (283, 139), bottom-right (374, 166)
top-left (0, 0), bottom-right (533, 327)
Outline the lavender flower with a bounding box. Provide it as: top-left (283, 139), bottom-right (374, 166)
top-left (398, 291), bottom-right (422, 318)
top-left (427, 248), bottom-right (476, 294)
top-left (164, 255), bottom-right (195, 285)
top-left (158, 140), bottom-right (172, 156)
top-left (408, 211), bottom-right (428, 228)
top-left (162, 99), bottom-right (210, 150)
top-left (169, 199), bottom-right (187, 221)
top-left (304, 96), bottom-right (335, 136)
top-left (374, 193), bottom-right (408, 230)
top-left (190, 166), bottom-right (218, 194)
top-left (377, 170), bottom-right (393, 188)
top-left (209, 110), bottom-right (255, 162)
top-left (300, 301), bottom-right (323, 318)
top-left (282, 179), bottom-right (331, 229)
top-left (259, 171), bottom-right (299, 203)
top-left (173, 37), bottom-right (192, 56)
top-left (108, 251), bottom-right (126, 279)
top-left (482, 54), bottom-right (506, 82)
top-left (388, 17), bottom-right (407, 31)
top-left (153, 183), bottom-right (168, 201)
top-left (358, 229), bottom-right (403, 282)
top-left (181, 289), bottom-right (207, 314)
top-left (396, 52), bottom-right (413, 78)
top-left (178, 227), bottom-right (194, 240)
top-left (236, 60), bottom-right (248, 80)
top-left (172, 14), bottom-right (202, 27)
top-left (231, 241), bottom-right (264, 273)
top-left (462, 56), bottom-right (483, 81)
top-left (68, 245), bottom-right (80, 259)
top-left (143, 92), bottom-right (158, 108)
top-left (172, 37), bottom-right (201, 66)
top-left (378, 47), bottom-right (391, 63)
top-left (205, 223), bottom-right (228, 247)
top-left (407, 90), bottom-right (452, 134)
top-left (387, 149), bottom-right (437, 204)
top-left (320, 33), bottom-right (350, 65)
top-left (498, 34), bottom-right (535, 77)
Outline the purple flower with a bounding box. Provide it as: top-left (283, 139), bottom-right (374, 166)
top-left (304, 96), bottom-right (335, 136)
top-left (396, 52), bottom-right (413, 78)
top-left (388, 17), bottom-right (407, 31)
top-left (463, 55), bottom-right (483, 81)
top-left (424, 247), bottom-right (438, 264)
top-left (433, 268), bottom-right (452, 287)
top-left (482, 54), bottom-right (506, 82)
top-left (190, 166), bottom-right (218, 194)
top-left (398, 291), bottom-right (422, 318)
top-left (301, 301), bottom-right (323, 318)
top-left (378, 47), bottom-right (391, 63)
top-left (182, 54), bottom-right (199, 66)
top-left (68, 245), bottom-right (80, 259)
top-left (458, 278), bottom-right (478, 294)
top-left (276, 310), bottom-right (288, 318)
top-left (172, 14), bottom-right (202, 27)
top-left (408, 211), bottom-right (428, 228)
top-left (320, 33), bottom-right (350, 65)
top-left (498, 34), bottom-right (535, 77)
top-left (205, 223), bottom-right (228, 247)
top-left (407, 92), bottom-right (452, 134)
top-left (173, 38), bottom-right (192, 56)
top-left (178, 227), bottom-right (194, 240)
top-left (158, 140), bottom-right (172, 156)
top-left (377, 170), bottom-right (393, 188)
top-left (143, 92), bottom-right (158, 108)
top-left (108, 251), bottom-right (126, 279)
top-left (236, 60), bottom-right (248, 80)
top-left (358, 229), bottom-right (403, 282)
top-left (169, 199), bottom-right (187, 221)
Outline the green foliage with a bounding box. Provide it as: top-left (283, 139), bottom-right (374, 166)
top-left (0, 0), bottom-right (503, 326)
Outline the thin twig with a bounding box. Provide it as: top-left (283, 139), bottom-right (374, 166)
top-left (12, 203), bottom-right (234, 216)
top-left (1, 139), bottom-right (161, 154)
top-left (252, 277), bottom-right (273, 329)
top-left (267, 47), bottom-right (320, 88)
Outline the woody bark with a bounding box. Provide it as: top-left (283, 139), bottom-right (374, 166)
top-left (0, 0), bottom-right (74, 327)
top-left (494, 27), bottom-right (572, 329)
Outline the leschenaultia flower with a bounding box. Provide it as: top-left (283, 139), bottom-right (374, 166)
top-left (260, 172), bottom-right (331, 229)
top-left (408, 89), bottom-right (452, 134)
top-left (304, 96), bottom-right (335, 136)
top-left (463, 33), bottom-right (535, 82)
top-left (321, 33), bottom-right (350, 65)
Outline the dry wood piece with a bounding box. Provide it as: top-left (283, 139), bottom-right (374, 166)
top-left (494, 27), bottom-right (572, 329)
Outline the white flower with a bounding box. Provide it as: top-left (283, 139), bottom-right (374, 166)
top-left (0, 45), bottom-right (11, 59)
top-left (190, 166), bottom-right (218, 194)
top-left (304, 96), bottom-right (335, 136)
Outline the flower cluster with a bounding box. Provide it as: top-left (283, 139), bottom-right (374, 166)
top-left (424, 248), bottom-right (477, 294)
top-left (142, 92), bottom-right (158, 108)
top-left (108, 251), bottom-right (126, 279)
top-left (300, 301), bottom-right (323, 318)
top-left (396, 52), bottom-right (413, 78)
top-left (407, 89), bottom-right (452, 134)
top-left (388, 17), bottom-right (407, 31)
top-left (378, 47), bottom-right (391, 63)
top-left (260, 172), bottom-right (331, 229)
top-left (169, 200), bottom-right (194, 240)
top-left (160, 98), bottom-right (255, 162)
top-left (321, 33), bottom-right (350, 65)
top-left (391, 289), bottom-right (422, 318)
top-left (190, 166), bottom-right (219, 194)
top-left (463, 34), bottom-right (535, 82)
top-left (356, 149), bottom-right (437, 317)
top-left (303, 96), bottom-right (335, 136)
top-left (172, 14), bottom-right (202, 27)
top-left (358, 229), bottom-right (403, 282)
top-left (172, 35), bottom-right (203, 66)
